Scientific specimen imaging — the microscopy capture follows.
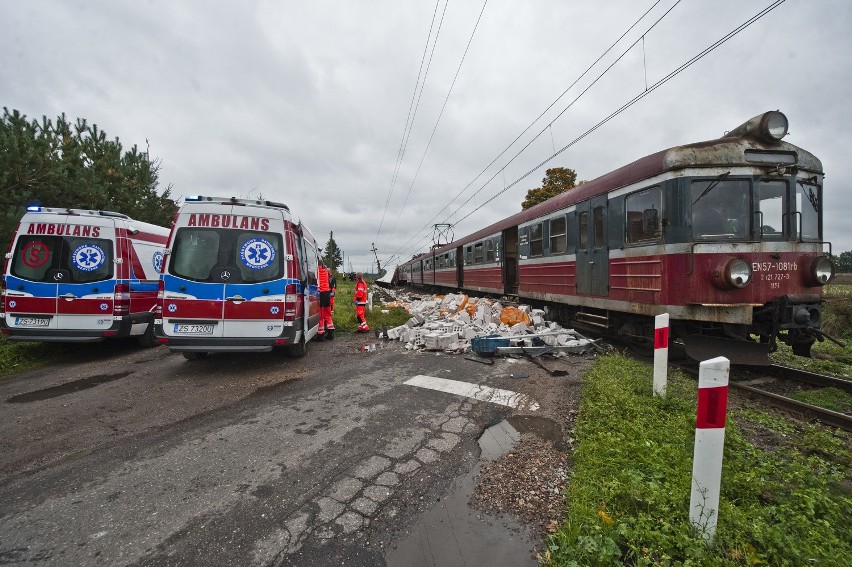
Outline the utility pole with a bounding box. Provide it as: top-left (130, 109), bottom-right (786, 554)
top-left (371, 243), bottom-right (381, 274)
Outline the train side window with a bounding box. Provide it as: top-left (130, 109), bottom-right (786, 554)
top-left (485, 240), bottom-right (495, 262)
top-left (795, 178), bottom-right (821, 241)
top-left (625, 186), bottom-right (662, 244)
top-left (578, 212), bottom-right (589, 249)
top-left (593, 206), bottom-right (605, 248)
top-left (465, 245), bottom-right (473, 264)
top-left (474, 242), bottom-right (484, 264)
top-left (549, 216), bottom-right (567, 254)
top-left (530, 223), bottom-right (543, 257)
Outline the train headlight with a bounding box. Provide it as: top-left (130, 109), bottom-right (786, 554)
top-left (761, 111), bottom-right (788, 141)
top-left (806, 256), bottom-right (834, 286)
top-left (713, 257), bottom-right (752, 290)
top-left (726, 258), bottom-right (752, 288)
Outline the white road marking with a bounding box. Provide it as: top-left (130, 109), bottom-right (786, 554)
top-left (404, 375), bottom-right (539, 411)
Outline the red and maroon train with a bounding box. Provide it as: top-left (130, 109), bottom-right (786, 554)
top-left (398, 111), bottom-right (838, 364)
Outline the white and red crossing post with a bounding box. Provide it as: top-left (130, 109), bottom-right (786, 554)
top-left (653, 313), bottom-right (669, 397)
top-left (689, 356), bottom-right (730, 546)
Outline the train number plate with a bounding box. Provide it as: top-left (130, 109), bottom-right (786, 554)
top-left (173, 323), bottom-right (214, 335)
top-left (15, 317), bottom-right (50, 327)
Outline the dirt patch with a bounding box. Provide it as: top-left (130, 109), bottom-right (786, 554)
top-left (470, 353), bottom-right (595, 536)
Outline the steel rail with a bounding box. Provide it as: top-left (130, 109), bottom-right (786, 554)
top-left (767, 364), bottom-right (852, 394)
top-left (729, 381), bottom-right (852, 432)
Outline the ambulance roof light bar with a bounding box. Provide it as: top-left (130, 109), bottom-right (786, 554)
top-left (181, 195), bottom-right (290, 211)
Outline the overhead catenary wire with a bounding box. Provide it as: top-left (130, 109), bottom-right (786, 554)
top-left (383, 0), bottom-right (786, 267)
top-left (386, 0), bottom-right (489, 240)
top-left (376, 0), bottom-right (447, 237)
top-left (449, 0), bottom-right (787, 228)
top-left (382, 0), bottom-right (673, 266)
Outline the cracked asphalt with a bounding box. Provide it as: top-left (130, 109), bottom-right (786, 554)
top-left (0, 333), bottom-right (544, 566)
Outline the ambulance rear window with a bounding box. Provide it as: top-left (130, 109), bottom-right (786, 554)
top-left (169, 228), bottom-right (284, 283)
top-left (11, 235), bottom-right (114, 283)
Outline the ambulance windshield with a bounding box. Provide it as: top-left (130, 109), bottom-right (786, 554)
top-left (169, 228), bottom-right (284, 283)
top-left (11, 235), bottom-right (114, 283)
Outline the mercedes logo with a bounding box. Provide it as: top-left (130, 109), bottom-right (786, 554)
top-left (53, 272), bottom-right (64, 281)
top-left (220, 270), bottom-right (231, 281)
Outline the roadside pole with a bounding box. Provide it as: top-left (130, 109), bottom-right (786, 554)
top-left (653, 313), bottom-right (669, 397)
top-left (689, 356), bottom-right (730, 545)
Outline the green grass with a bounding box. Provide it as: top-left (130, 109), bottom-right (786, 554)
top-left (330, 276), bottom-right (411, 332)
top-left (543, 354), bottom-right (851, 566)
top-left (0, 335), bottom-right (72, 377)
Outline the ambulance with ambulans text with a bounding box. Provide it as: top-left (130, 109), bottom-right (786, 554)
top-left (1, 206), bottom-right (170, 345)
top-left (155, 196), bottom-right (320, 359)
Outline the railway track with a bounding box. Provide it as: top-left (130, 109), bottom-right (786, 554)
top-left (676, 362), bottom-right (852, 432)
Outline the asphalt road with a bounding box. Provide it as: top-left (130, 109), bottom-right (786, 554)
top-left (0, 333), bottom-right (540, 566)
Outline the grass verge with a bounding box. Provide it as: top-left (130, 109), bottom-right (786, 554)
top-left (330, 277), bottom-right (410, 332)
top-left (543, 354), bottom-right (851, 566)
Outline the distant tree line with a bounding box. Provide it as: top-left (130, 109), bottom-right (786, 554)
top-left (0, 108), bottom-right (176, 252)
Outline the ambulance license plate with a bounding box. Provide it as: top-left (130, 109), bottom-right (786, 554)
top-left (174, 324), bottom-right (214, 334)
top-left (15, 317), bottom-right (50, 327)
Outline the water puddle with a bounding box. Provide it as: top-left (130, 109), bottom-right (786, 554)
top-left (384, 465), bottom-right (538, 567)
top-left (7, 372), bottom-right (132, 403)
top-left (477, 415), bottom-right (565, 459)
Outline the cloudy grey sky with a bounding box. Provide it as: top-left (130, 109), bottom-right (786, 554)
top-left (3, 0), bottom-right (851, 271)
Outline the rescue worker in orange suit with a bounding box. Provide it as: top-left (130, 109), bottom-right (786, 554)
top-left (317, 259), bottom-right (335, 340)
top-left (354, 272), bottom-right (370, 332)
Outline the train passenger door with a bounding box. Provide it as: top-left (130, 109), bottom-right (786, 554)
top-left (502, 227), bottom-right (518, 295)
top-left (576, 196), bottom-right (609, 296)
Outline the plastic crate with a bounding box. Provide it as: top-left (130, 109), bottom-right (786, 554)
top-left (470, 334), bottom-right (510, 354)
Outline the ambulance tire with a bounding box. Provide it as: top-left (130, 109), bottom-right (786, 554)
top-left (287, 334), bottom-right (308, 358)
top-left (137, 322), bottom-right (158, 348)
top-left (182, 352), bottom-right (209, 360)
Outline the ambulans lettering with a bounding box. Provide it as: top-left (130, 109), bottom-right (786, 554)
top-left (26, 224), bottom-right (101, 237)
top-left (186, 214), bottom-right (270, 231)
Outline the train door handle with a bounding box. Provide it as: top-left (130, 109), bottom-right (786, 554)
top-left (225, 295), bottom-right (246, 302)
top-left (60, 293), bottom-right (77, 301)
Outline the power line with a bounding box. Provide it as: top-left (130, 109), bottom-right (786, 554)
top-left (376, 0), bottom-right (447, 237)
top-left (382, 0), bottom-right (674, 265)
top-left (387, 0), bottom-right (489, 239)
top-left (451, 0), bottom-right (787, 227)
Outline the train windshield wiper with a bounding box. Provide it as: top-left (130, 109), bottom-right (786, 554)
top-left (797, 178), bottom-right (820, 212)
top-left (692, 171), bottom-right (731, 206)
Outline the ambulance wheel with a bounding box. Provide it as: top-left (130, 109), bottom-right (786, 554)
top-left (137, 322), bottom-right (158, 348)
top-left (287, 334), bottom-right (307, 358)
top-left (182, 352), bottom-right (208, 360)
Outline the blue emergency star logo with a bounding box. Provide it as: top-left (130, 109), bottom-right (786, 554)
top-left (240, 238), bottom-right (275, 270)
top-left (72, 244), bottom-right (106, 272)
top-left (153, 251), bottom-right (164, 273)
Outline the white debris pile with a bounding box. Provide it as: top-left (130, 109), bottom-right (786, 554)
top-left (378, 291), bottom-right (594, 355)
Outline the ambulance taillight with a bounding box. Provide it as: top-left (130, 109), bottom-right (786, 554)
top-left (0, 280), bottom-right (6, 316)
top-left (284, 283), bottom-right (299, 318)
top-left (155, 280), bottom-right (164, 315)
top-left (114, 283), bottom-right (130, 316)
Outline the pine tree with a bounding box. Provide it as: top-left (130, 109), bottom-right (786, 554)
top-left (322, 231), bottom-right (343, 271)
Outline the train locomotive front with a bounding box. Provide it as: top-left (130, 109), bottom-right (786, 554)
top-left (400, 111), bottom-right (838, 365)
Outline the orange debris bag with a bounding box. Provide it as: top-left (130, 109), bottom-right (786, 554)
top-left (499, 306), bottom-right (530, 326)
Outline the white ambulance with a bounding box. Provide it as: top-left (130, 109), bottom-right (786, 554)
top-left (1, 206), bottom-right (170, 345)
top-left (155, 196), bottom-right (321, 359)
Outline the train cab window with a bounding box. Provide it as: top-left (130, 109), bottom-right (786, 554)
top-left (593, 206), bottom-right (605, 248)
top-left (549, 216), bottom-right (567, 254)
top-left (530, 223), bottom-right (543, 257)
top-left (796, 178), bottom-right (821, 241)
top-left (756, 180), bottom-right (787, 238)
top-left (625, 187), bottom-right (662, 244)
top-left (474, 243), bottom-right (484, 264)
top-left (578, 212), bottom-right (589, 249)
top-left (691, 179), bottom-right (750, 240)
top-left (485, 240), bottom-right (495, 262)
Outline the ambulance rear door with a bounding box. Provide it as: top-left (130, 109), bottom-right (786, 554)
top-left (220, 215), bottom-right (288, 339)
top-left (5, 213), bottom-right (117, 333)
